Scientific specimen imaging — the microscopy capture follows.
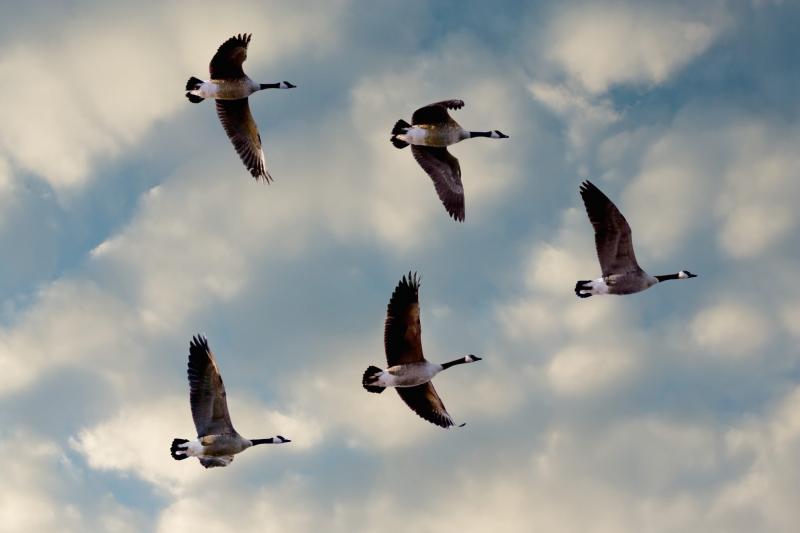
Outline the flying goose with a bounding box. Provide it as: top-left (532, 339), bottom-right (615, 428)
top-left (185, 33), bottom-right (296, 181)
top-left (575, 180), bottom-right (697, 297)
top-left (362, 272), bottom-right (482, 428)
top-left (390, 100), bottom-right (509, 222)
top-left (170, 335), bottom-right (290, 468)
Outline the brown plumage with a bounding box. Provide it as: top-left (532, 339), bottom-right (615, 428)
top-left (210, 34), bottom-right (251, 80)
top-left (185, 33), bottom-right (296, 182)
top-left (170, 335), bottom-right (291, 468)
top-left (391, 99), bottom-right (507, 222)
top-left (411, 146), bottom-right (464, 222)
top-left (187, 335), bottom-right (235, 438)
top-left (383, 273), bottom-right (458, 428)
top-left (216, 99), bottom-right (270, 182)
top-left (579, 180), bottom-right (641, 277)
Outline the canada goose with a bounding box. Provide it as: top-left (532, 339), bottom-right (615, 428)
top-left (362, 272), bottom-right (482, 428)
top-left (390, 100), bottom-right (509, 222)
top-left (575, 180), bottom-right (698, 297)
top-left (185, 33), bottom-right (296, 181)
top-left (170, 335), bottom-right (290, 468)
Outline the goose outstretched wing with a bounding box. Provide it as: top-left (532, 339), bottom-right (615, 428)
top-left (199, 455), bottom-right (234, 469)
top-left (216, 99), bottom-right (271, 181)
top-left (412, 99), bottom-right (465, 125)
top-left (580, 180), bottom-right (641, 277)
top-left (384, 272), bottom-right (425, 366)
top-left (210, 33), bottom-right (251, 80)
top-left (411, 146), bottom-right (464, 222)
top-left (396, 383), bottom-right (457, 428)
top-left (187, 335), bottom-right (236, 438)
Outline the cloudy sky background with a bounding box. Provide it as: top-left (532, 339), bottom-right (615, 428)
top-left (1, 0), bottom-right (799, 531)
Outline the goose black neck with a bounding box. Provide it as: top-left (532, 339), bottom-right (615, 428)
top-left (441, 357), bottom-right (468, 370)
top-left (468, 131), bottom-right (492, 138)
top-left (250, 438), bottom-right (275, 446)
top-left (260, 83), bottom-right (281, 89)
top-left (655, 273), bottom-right (680, 282)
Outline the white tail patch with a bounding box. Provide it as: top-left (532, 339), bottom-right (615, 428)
top-left (194, 82), bottom-right (219, 99)
top-left (184, 439), bottom-right (204, 457)
top-left (374, 370), bottom-right (399, 387)
top-left (588, 278), bottom-right (610, 295)
top-left (398, 127), bottom-right (429, 145)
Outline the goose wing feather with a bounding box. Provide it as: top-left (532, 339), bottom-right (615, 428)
top-left (396, 383), bottom-right (456, 428)
top-left (199, 455), bottom-right (234, 468)
top-left (216, 99), bottom-right (271, 181)
top-left (209, 33), bottom-right (251, 80)
top-left (384, 272), bottom-right (425, 366)
top-left (411, 146), bottom-right (465, 222)
top-left (412, 99), bottom-right (465, 125)
top-left (580, 180), bottom-right (641, 277)
top-left (187, 335), bottom-right (236, 438)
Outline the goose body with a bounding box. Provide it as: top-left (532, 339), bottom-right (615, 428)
top-left (170, 335), bottom-right (290, 468)
top-left (575, 180), bottom-right (697, 297)
top-left (184, 33), bottom-right (296, 181)
top-left (191, 78), bottom-right (260, 100)
top-left (390, 100), bottom-right (508, 222)
top-left (396, 124), bottom-right (470, 147)
top-left (362, 273), bottom-right (482, 428)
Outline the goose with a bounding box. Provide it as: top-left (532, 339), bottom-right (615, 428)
top-left (575, 180), bottom-right (697, 297)
top-left (390, 100), bottom-right (509, 222)
top-left (170, 335), bottom-right (290, 468)
top-left (362, 272), bottom-right (482, 428)
top-left (185, 33), bottom-right (296, 181)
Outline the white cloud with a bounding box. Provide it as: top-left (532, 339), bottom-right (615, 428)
top-left (779, 303), bottom-right (800, 340)
top-left (691, 301), bottom-right (770, 357)
top-left (548, 341), bottom-right (636, 395)
top-left (0, 434), bottom-right (82, 532)
top-left (619, 114), bottom-right (800, 262)
top-left (156, 477), bottom-right (318, 533)
top-left (714, 123), bottom-right (800, 259)
top-left (713, 386), bottom-right (800, 531)
top-left (545, 2), bottom-right (728, 94)
top-left (529, 81), bottom-right (620, 152)
top-left (0, 280), bottom-right (138, 396)
top-left (0, 431), bottom-right (143, 533)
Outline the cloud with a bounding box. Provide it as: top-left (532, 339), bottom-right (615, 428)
top-left (714, 386), bottom-right (800, 531)
top-left (0, 280), bottom-right (138, 396)
top-left (548, 341), bottom-right (636, 395)
top-left (691, 301), bottom-right (771, 357)
top-left (529, 81), bottom-right (620, 154)
top-left (545, 1), bottom-right (729, 94)
top-left (0, 431), bottom-right (143, 533)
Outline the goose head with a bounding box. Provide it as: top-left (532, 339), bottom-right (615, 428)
top-left (678, 270), bottom-right (698, 279)
top-left (490, 130), bottom-right (509, 139)
top-left (463, 354), bottom-right (482, 363)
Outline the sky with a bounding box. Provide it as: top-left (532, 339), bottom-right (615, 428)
top-left (0, 0), bottom-right (799, 531)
